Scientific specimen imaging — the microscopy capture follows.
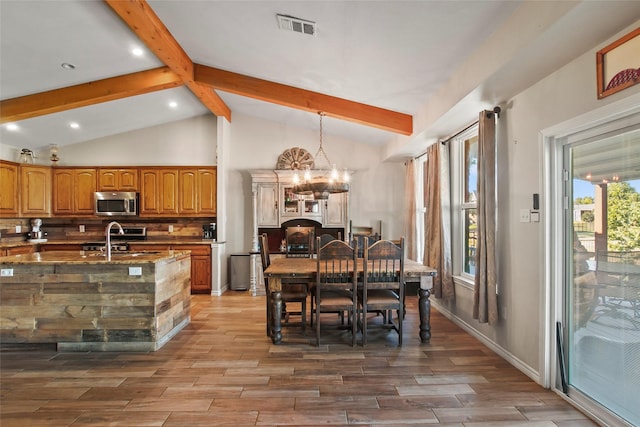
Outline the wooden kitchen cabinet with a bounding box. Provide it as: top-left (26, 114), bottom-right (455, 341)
top-left (98, 168), bottom-right (138, 191)
top-left (128, 243), bottom-right (211, 294)
top-left (20, 164), bottom-right (52, 217)
top-left (0, 160), bottom-right (19, 217)
top-left (52, 168), bottom-right (97, 216)
top-left (173, 244), bottom-right (212, 294)
top-left (39, 244), bottom-right (83, 252)
top-left (178, 168), bottom-right (217, 216)
top-left (139, 168), bottom-right (179, 216)
top-left (6, 245), bottom-right (37, 255)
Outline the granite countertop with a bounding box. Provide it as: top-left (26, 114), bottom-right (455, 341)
top-left (0, 250), bottom-right (191, 264)
top-left (0, 239), bottom-right (220, 249)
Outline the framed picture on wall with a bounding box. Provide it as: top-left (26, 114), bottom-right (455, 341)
top-left (596, 27), bottom-right (640, 99)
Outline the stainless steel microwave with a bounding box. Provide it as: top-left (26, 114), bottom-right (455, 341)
top-left (94, 192), bottom-right (138, 216)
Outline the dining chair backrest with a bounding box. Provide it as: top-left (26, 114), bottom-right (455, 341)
top-left (259, 233), bottom-right (271, 272)
top-left (317, 233), bottom-right (337, 252)
top-left (353, 233), bottom-right (381, 258)
top-left (316, 237), bottom-right (357, 285)
top-left (285, 226), bottom-right (315, 258)
top-left (364, 238), bottom-right (404, 291)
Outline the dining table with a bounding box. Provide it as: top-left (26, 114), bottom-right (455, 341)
top-left (263, 257), bottom-right (437, 344)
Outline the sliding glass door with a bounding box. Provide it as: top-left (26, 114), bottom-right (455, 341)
top-left (563, 128), bottom-right (640, 425)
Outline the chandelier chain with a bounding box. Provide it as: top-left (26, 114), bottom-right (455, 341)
top-left (314, 112), bottom-right (332, 168)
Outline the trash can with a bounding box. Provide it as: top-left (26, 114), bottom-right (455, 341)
top-left (229, 253), bottom-right (250, 291)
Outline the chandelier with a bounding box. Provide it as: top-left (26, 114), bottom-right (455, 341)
top-left (292, 112), bottom-right (349, 200)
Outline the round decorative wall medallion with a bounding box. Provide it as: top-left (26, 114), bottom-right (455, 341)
top-left (276, 147), bottom-right (315, 170)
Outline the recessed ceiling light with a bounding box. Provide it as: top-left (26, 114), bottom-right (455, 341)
top-left (61, 62), bottom-right (76, 70)
top-left (6, 123), bottom-right (19, 131)
top-left (168, 101), bottom-right (178, 108)
top-left (131, 47), bottom-right (144, 57)
top-left (69, 122), bottom-right (80, 129)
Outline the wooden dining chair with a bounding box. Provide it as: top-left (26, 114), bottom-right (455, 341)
top-left (359, 237), bottom-right (405, 346)
top-left (315, 237), bottom-right (358, 346)
top-left (260, 233), bottom-right (308, 335)
top-left (310, 233), bottom-right (339, 327)
top-left (285, 226), bottom-right (315, 257)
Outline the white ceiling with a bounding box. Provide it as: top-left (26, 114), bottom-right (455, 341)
top-left (1, 1), bottom-right (639, 159)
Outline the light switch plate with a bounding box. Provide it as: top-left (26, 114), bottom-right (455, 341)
top-left (79, 225), bottom-right (85, 233)
top-left (519, 209), bottom-right (530, 223)
top-left (15, 225), bottom-right (21, 233)
top-left (168, 225), bottom-right (174, 233)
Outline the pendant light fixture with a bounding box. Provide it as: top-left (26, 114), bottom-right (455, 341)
top-left (292, 112), bottom-right (349, 200)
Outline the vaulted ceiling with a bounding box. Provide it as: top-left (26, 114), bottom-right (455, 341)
top-left (1, 1), bottom-right (639, 160)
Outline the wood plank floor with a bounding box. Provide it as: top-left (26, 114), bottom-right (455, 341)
top-left (1, 292), bottom-right (597, 426)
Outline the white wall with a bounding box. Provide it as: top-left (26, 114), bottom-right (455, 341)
top-left (54, 114), bottom-right (217, 167)
top-left (433, 21), bottom-right (640, 382)
top-left (224, 113), bottom-right (405, 256)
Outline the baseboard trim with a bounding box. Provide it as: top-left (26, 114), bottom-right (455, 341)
top-left (431, 300), bottom-right (542, 385)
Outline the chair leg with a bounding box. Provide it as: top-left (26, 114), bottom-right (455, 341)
top-left (301, 297), bottom-right (307, 332)
top-left (362, 304), bottom-right (367, 347)
top-left (351, 307), bottom-right (357, 347)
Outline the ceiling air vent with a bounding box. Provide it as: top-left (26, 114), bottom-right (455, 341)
top-left (276, 14), bottom-right (316, 36)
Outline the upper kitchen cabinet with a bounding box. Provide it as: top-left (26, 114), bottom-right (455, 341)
top-left (178, 168), bottom-right (217, 216)
top-left (21, 164), bottom-right (52, 217)
top-left (0, 160), bottom-right (19, 217)
top-left (139, 168), bottom-right (179, 216)
top-left (52, 168), bottom-right (96, 216)
top-left (98, 168), bottom-right (138, 191)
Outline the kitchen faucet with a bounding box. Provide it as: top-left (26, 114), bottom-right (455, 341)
top-left (105, 221), bottom-right (124, 261)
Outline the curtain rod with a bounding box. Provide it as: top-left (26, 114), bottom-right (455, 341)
top-left (439, 120), bottom-right (479, 145)
top-left (439, 106), bottom-right (501, 145)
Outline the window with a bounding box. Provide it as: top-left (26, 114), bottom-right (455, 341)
top-left (451, 125), bottom-right (479, 280)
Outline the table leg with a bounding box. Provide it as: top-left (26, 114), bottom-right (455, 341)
top-left (418, 288), bottom-right (431, 343)
top-left (266, 290), bottom-right (271, 337)
top-left (271, 290), bottom-right (283, 344)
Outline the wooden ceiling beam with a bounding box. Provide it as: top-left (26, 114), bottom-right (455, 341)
top-left (105, 0), bottom-right (231, 121)
top-left (0, 67), bottom-right (181, 124)
top-left (194, 64), bottom-right (413, 136)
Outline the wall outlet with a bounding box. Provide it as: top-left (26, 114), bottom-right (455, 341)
top-left (15, 225), bottom-right (21, 233)
top-left (168, 225), bottom-right (174, 233)
top-left (1, 268), bottom-right (14, 277)
top-left (519, 209), bottom-right (530, 223)
top-left (79, 225), bottom-right (85, 233)
top-left (128, 266), bottom-right (142, 276)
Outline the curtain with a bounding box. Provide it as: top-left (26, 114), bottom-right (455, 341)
top-left (423, 143), bottom-right (454, 299)
top-left (404, 159), bottom-right (417, 260)
top-left (473, 110), bottom-right (498, 324)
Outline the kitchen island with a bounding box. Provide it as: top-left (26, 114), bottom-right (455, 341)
top-left (0, 250), bottom-right (191, 351)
